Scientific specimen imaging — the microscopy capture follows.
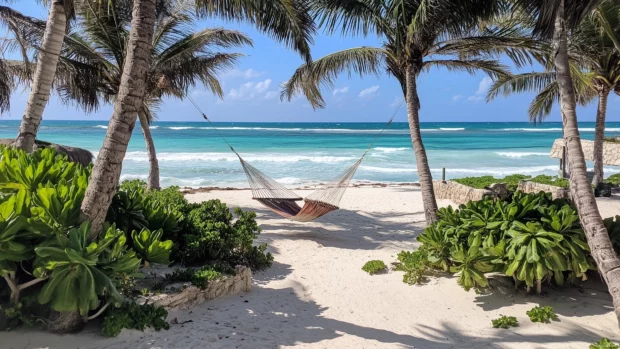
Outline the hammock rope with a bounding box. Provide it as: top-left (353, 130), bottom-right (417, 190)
top-left (186, 94), bottom-right (403, 222)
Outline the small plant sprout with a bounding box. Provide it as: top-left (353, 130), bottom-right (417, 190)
top-left (526, 306), bottom-right (559, 323)
top-left (590, 338), bottom-right (620, 349)
top-left (362, 260), bottom-right (387, 275)
top-left (491, 315), bottom-right (518, 329)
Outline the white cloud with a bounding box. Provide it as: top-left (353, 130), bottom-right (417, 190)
top-left (264, 91), bottom-right (278, 100)
top-left (476, 76), bottom-right (493, 95)
top-left (467, 96), bottom-right (483, 102)
top-left (389, 97), bottom-right (402, 108)
top-left (333, 87), bottom-right (349, 96)
top-left (359, 85), bottom-right (380, 98)
top-left (223, 68), bottom-right (264, 79)
top-left (227, 78), bottom-right (273, 100)
top-left (452, 95), bottom-right (463, 102)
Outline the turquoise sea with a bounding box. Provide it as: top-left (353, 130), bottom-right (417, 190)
top-left (1, 120), bottom-right (619, 188)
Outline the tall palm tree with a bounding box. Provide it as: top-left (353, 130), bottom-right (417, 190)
top-left (488, 0), bottom-right (620, 186)
top-left (516, 0), bottom-right (620, 325)
top-left (81, 0), bottom-right (316, 238)
top-left (52, 0), bottom-right (251, 191)
top-left (13, 0), bottom-right (73, 152)
top-left (282, 0), bottom-right (541, 224)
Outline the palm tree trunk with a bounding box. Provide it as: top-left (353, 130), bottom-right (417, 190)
top-left (138, 113), bottom-right (160, 191)
top-left (80, 0), bottom-right (157, 239)
top-left (14, 0), bottom-right (66, 152)
top-left (554, 0), bottom-right (620, 326)
top-left (592, 88), bottom-right (609, 187)
top-left (405, 64), bottom-right (438, 224)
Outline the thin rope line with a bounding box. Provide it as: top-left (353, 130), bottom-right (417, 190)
top-left (361, 99), bottom-right (404, 159)
top-left (186, 94), bottom-right (238, 154)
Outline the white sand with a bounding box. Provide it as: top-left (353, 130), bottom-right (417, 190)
top-left (5, 187), bottom-right (620, 349)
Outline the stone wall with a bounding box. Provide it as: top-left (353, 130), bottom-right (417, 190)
top-left (517, 181), bottom-right (570, 200)
top-left (549, 138), bottom-right (620, 166)
top-left (433, 180), bottom-right (495, 205)
top-left (143, 266), bottom-right (252, 310)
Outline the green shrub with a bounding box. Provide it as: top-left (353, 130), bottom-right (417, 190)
top-left (526, 306), bottom-right (558, 323)
top-left (192, 266), bottom-right (223, 289)
top-left (590, 338), bottom-right (620, 349)
top-left (491, 315), bottom-right (518, 329)
top-left (181, 200), bottom-right (272, 270)
top-left (101, 302), bottom-right (169, 337)
top-left (604, 216), bottom-right (620, 255)
top-left (395, 192), bottom-right (594, 293)
top-left (606, 173), bottom-right (620, 187)
top-left (453, 174), bottom-right (531, 192)
top-left (529, 175), bottom-right (569, 188)
top-left (131, 228), bottom-right (173, 266)
top-left (362, 260), bottom-right (387, 275)
top-left (394, 249), bottom-right (429, 284)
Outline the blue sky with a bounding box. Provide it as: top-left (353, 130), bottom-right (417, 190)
top-left (2, 2), bottom-right (619, 123)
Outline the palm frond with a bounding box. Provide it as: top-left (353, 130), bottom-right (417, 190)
top-left (486, 71), bottom-right (556, 101)
top-left (422, 59), bottom-right (509, 79)
top-left (194, 0), bottom-right (316, 61)
top-left (515, 0), bottom-right (602, 38)
top-left (280, 46), bottom-right (386, 109)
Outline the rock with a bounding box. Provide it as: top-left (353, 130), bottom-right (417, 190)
top-left (517, 181), bottom-right (570, 200)
top-left (488, 183), bottom-right (509, 200)
top-left (433, 180), bottom-right (497, 205)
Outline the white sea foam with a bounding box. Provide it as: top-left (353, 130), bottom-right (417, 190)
top-left (359, 166), bottom-right (417, 173)
top-left (95, 125), bottom-right (108, 129)
top-left (503, 127), bottom-right (620, 132)
top-left (495, 152), bottom-right (548, 158)
top-left (439, 165), bottom-right (557, 176)
top-left (150, 126), bottom-right (159, 129)
top-left (122, 151), bottom-right (357, 163)
top-left (374, 147), bottom-right (409, 153)
top-left (439, 128), bottom-right (465, 131)
top-left (168, 127), bottom-right (194, 130)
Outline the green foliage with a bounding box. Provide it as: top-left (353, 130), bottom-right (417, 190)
top-left (396, 192), bottom-right (594, 293)
top-left (131, 228), bottom-right (172, 266)
top-left (0, 300), bottom-right (38, 331)
top-left (155, 265), bottom-right (229, 291)
top-left (604, 137), bottom-right (620, 144)
top-left (361, 260), bottom-right (387, 275)
top-left (192, 266), bottom-right (223, 289)
top-left (491, 315), bottom-right (518, 329)
top-left (101, 302), bottom-right (169, 337)
top-left (590, 338), bottom-right (620, 349)
top-left (394, 249), bottom-right (429, 284)
top-left (526, 306), bottom-right (558, 323)
top-left (34, 222), bottom-right (141, 316)
top-left (181, 200), bottom-right (272, 270)
top-left (529, 175), bottom-right (569, 189)
top-left (605, 173), bottom-right (620, 187)
top-left (453, 174), bottom-right (531, 192)
top-left (604, 216), bottom-right (620, 255)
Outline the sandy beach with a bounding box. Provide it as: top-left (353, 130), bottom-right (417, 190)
top-left (5, 186), bottom-right (620, 349)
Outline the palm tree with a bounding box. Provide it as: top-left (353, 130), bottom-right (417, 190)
top-left (51, 0), bottom-right (251, 191)
top-left (516, 0), bottom-right (620, 325)
top-left (488, 0), bottom-right (620, 186)
top-left (282, 0), bottom-right (541, 224)
top-left (13, 0), bottom-right (73, 152)
top-left (80, 0), bottom-right (316, 238)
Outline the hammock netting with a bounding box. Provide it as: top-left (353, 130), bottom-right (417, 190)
top-left (237, 154), bottom-right (363, 222)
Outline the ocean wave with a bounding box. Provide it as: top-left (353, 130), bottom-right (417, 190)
top-left (374, 147), bottom-right (409, 153)
top-left (150, 126), bottom-right (159, 129)
top-left (168, 127), bottom-right (195, 130)
top-left (95, 125), bottom-right (108, 129)
top-left (440, 165), bottom-right (557, 177)
top-left (123, 151), bottom-right (358, 164)
top-left (495, 152), bottom-right (548, 158)
top-left (360, 166), bottom-right (417, 173)
top-left (502, 127), bottom-right (620, 132)
top-left (439, 128), bottom-right (465, 131)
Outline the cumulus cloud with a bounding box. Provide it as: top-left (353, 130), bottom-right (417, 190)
top-left (333, 87), bottom-right (349, 96)
top-left (452, 95), bottom-right (464, 102)
top-left (264, 91), bottom-right (278, 100)
top-left (227, 79), bottom-right (273, 100)
top-left (476, 77), bottom-right (493, 95)
top-left (359, 85), bottom-right (380, 98)
top-left (223, 68), bottom-right (264, 79)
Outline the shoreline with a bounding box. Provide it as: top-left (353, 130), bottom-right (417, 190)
top-left (180, 181), bottom-right (421, 194)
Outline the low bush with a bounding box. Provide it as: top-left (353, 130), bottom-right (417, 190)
top-left (491, 315), bottom-right (518, 329)
top-left (362, 260), bottom-right (387, 275)
top-left (529, 175), bottom-right (569, 188)
top-left (101, 302), bottom-right (169, 337)
top-left (591, 338), bottom-right (620, 349)
top-left (526, 306), bottom-right (558, 323)
top-left (606, 173), bottom-right (620, 187)
top-left (395, 192), bottom-right (595, 293)
top-left (131, 228), bottom-right (173, 266)
top-left (453, 174), bottom-right (530, 192)
top-left (180, 200), bottom-right (273, 270)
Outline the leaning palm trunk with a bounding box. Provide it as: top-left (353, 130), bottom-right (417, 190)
top-left (592, 88), bottom-right (609, 187)
top-left (14, 0), bottom-right (66, 152)
top-left (554, 0), bottom-right (620, 324)
top-left (405, 65), bottom-right (438, 224)
top-left (81, 0), bottom-right (157, 239)
top-left (138, 113), bottom-right (160, 190)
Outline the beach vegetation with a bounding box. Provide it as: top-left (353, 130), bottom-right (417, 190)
top-left (603, 216), bottom-right (620, 255)
top-left (453, 174), bottom-right (568, 191)
top-left (362, 260), bottom-right (387, 275)
top-left (604, 137), bottom-right (620, 144)
top-left (491, 315), bottom-right (519, 329)
top-left (606, 174), bottom-right (620, 187)
top-left (526, 305), bottom-right (558, 323)
top-left (396, 192), bottom-right (594, 293)
top-left (101, 302), bottom-right (169, 337)
top-left (590, 338), bottom-right (620, 349)
top-left (131, 228), bottom-right (173, 267)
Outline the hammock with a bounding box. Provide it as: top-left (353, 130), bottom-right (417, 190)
top-left (186, 96), bottom-right (402, 222)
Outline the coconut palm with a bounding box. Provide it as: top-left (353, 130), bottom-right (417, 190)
top-left (12, 0), bottom-right (74, 152)
top-left (515, 0), bottom-right (620, 325)
top-left (80, 0), bottom-right (316, 238)
top-left (281, 0), bottom-right (542, 224)
top-left (51, 0), bottom-right (251, 190)
top-left (488, 0), bottom-right (620, 186)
